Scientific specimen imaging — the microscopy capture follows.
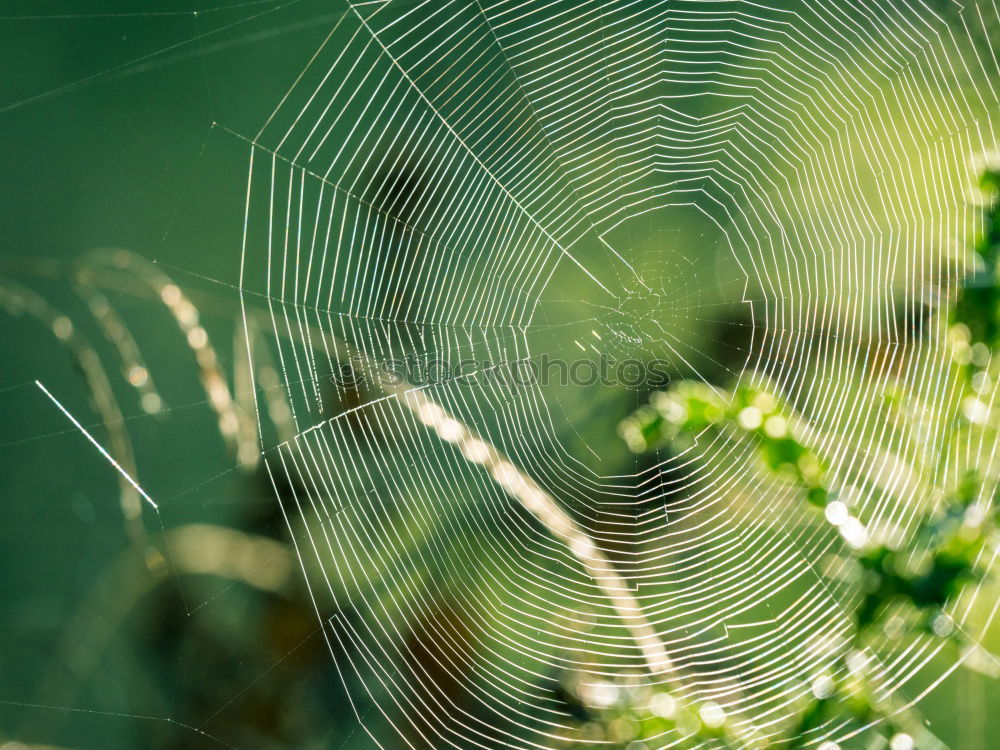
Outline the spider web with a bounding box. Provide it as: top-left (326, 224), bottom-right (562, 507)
top-left (236, 1), bottom-right (1000, 747)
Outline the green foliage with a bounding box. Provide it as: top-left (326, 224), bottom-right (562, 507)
top-left (617, 376), bottom-right (997, 747)
top-left (602, 173), bottom-right (1000, 750)
top-left (627, 372), bottom-right (995, 638)
top-left (619, 381), bottom-right (828, 506)
top-left (854, 472), bottom-right (993, 634)
top-left (552, 677), bottom-right (745, 749)
top-left (951, 170), bottom-right (1000, 349)
top-left (786, 654), bottom-right (921, 750)
top-left (788, 471), bottom-right (995, 748)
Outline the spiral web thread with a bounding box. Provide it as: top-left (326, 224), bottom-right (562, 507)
top-left (237, 1), bottom-right (1000, 746)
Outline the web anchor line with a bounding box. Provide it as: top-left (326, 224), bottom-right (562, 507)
top-left (36, 379), bottom-right (158, 510)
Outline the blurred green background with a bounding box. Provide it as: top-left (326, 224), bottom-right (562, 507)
top-left (0, 2), bottom-right (369, 747)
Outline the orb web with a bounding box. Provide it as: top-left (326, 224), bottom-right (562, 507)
top-left (237, 1), bottom-right (1000, 746)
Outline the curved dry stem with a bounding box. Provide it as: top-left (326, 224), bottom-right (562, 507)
top-left (73, 267), bottom-right (164, 416)
top-left (0, 277), bottom-right (155, 561)
top-left (84, 248), bottom-right (247, 460)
